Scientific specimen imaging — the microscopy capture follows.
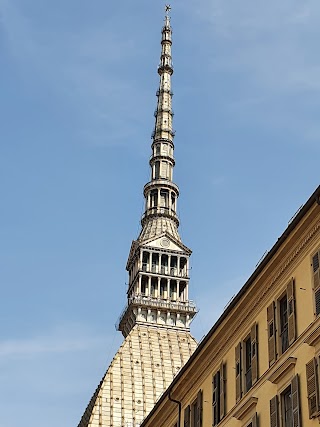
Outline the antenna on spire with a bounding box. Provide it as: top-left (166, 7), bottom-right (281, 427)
top-left (164, 4), bottom-right (171, 27)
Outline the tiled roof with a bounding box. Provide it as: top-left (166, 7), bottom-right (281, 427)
top-left (78, 325), bottom-right (197, 427)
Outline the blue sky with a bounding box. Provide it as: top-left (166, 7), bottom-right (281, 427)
top-left (1, 0), bottom-right (319, 426)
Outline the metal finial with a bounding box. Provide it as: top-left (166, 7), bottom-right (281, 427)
top-left (165, 4), bottom-right (171, 16)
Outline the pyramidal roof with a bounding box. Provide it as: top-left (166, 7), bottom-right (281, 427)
top-left (78, 325), bottom-right (197, 427)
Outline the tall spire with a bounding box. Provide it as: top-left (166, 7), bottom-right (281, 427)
top-left (140, 4), bottom-right (180, 242)
top-left (117, 6), bottom-right (197, 338)
top-left (78, 10), bottom-right (198, 427)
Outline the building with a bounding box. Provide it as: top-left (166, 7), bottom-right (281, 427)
top-left (140, 186), bottom-right (320, 427)
top-left (78, 7), bottom-right (198, 427)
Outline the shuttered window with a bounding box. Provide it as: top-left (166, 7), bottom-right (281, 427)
top-left (270, 375), bottom-right (301, 427)
top-left (306, 357), bottom-right (320, 418)
top-left (235, 323), bottom-right (258, 402)
top-left (312, 251), bottom-right (320, 316)
top-left (267, 280), bottom-right (296, 366)
top-left (287, 279), bottom-right (296, 346)
top-left (291, 375), bottom-right (301, 427)
top-left (247, 413), bottom-right (258, 427)
top-left (267, 302), bottom-right (276, 366)
top-left (212, 362), bottom-right (225, 426)
top-left (251, 323), bottom-right (258, 385)
top-left (235, 342), bottom-right (242, 402)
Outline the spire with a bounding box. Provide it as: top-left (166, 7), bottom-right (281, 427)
top-left (117, 7), bottom-right (197, 338)
top-left (140, 4), bottom-right (180, 242)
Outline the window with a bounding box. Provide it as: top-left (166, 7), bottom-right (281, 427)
top-left (245, 413), bottom-right (258, 427)
top-left (212, 362), bottom-right (225, 426)
top-left (161, 161), bottom-right (168, 179)
top-left (244, 336), bottom-right (253, 392)
top-left (312, 250), bottom-right (320, 316)
top-left (184, 391), bottom-right (202, 427)
top-left (279, 295), bottom-right (289, 354)
top-left (154, 161), bottom-right (160, 179)
top-left (281, 386), bottom-right (293, 427)
top-left (306, 357), bottom-right (320, 418)
top-left (235, 323), bottom-right (258, 402)
top-left (269, 375), bottom-right (301, 427)
top-left (267, 279), bottom-right (296, 367)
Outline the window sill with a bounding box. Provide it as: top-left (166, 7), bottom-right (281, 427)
top-left (267, 357), bottom-right (297, 384)
top-left (233, 396), bottom-right (258, 421)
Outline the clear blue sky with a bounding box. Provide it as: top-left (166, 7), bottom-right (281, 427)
top-left (1, 1), bottom-right (319, 426)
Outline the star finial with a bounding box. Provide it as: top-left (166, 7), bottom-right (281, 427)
top-left (165, 4), bottom-right (171, 16)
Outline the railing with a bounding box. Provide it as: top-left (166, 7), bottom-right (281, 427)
top-left (116, 295), bottom-right (197, 328)
top-left (141, 207), bottom-right (179, 223)
top-left (140, 262), bottom-right (188, 278)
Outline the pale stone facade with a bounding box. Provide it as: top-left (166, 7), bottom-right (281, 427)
top-left (78, 8), bottom-right (198, 427)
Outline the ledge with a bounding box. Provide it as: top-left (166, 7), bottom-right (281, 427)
top-left (267, 357), bottom-right (297, 384)
top-left (233, 397), bottom-right (258, 421)
top-left (304, 324), bottom-right (320, 348)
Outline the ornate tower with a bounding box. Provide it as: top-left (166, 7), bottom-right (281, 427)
top-left (78, 7), bottom-right (197, 427)
top-left (118, 6), bottom-right (197, 338)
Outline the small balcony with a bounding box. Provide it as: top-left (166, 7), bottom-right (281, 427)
top-left (116, 295), bottom-right (197, 330)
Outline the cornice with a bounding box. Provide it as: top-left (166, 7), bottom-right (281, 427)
top-left (267, 357), bottom-right (297, 384)
top-left (232, 396), bottom-right (258, 421)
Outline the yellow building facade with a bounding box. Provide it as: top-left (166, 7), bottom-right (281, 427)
top-left (141, 186), bottom-right (320, 427)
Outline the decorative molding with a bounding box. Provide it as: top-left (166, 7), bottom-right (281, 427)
top-left (305, 324), bottom-right (320, 347)
top-left (267, 357), bottom-right (297, 384)
top-left (233, 396), bottom-right (258, 420)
